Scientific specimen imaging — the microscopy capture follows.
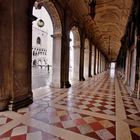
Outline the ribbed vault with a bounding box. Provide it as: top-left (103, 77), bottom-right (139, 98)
top-left (68, 0), bottom-right (132, 61)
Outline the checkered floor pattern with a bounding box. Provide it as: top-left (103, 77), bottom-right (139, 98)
top-left (0, 124), bottom-right (64, 140)
top-left (122, 96), bottom-right (140, 121)
top-left (117, 76), bottom-right (140, 121)
top-left (117, 78), bottom-right (130, 97)
top-left (57, 92), bottom-right (115, 115)
top-left (130, 125), bottom-right (140, 140)
top-left (117, 74), bottom-right (140, 139)
top-left (1, 71), bottom-right (140, 140)
top-left (0, 115), bottom-right (13, 127)
top-left (32, 107), bottom-right (116, 139)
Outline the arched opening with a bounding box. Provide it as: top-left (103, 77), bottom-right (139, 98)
top-left (32, 1), bottom-right (62, 90)
top-left (69, 26), bottom-right (81, 84)
top-left (84, 38), bottom-right (90, 79)
top-left (110, 62), bottom-right (116, 78)
top-left (32, 6), bottom-right (53, 89)
top-left (36, 37), bottom-right (41, 45)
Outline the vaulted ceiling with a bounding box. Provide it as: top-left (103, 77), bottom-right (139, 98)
top-left (68, 0), bottom-right (132, 61)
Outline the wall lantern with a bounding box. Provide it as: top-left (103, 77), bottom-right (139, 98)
top-left (37, 19), bottom-right (45, 27)
top-left (88, 0), bottom-right (96, 20)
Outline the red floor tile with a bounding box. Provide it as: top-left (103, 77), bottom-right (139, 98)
top-left (90, 122), bottom-right (104, 131)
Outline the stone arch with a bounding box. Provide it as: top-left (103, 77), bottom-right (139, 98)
top-left (32, 1), bottom-right (62, 88)
top-left (71, 26), bottom-right (80, 47)
top-left (69, 26), bottom-right (81, 82)
top-left (34, 1), bottom-right (62, 34)
top-left (36, 37), bottom-right (41, 45)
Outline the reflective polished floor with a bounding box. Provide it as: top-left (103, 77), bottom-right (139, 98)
top-left (32, 67), bottom-right (52, 89)
top-left (0, 69), bottom-right (140, 140)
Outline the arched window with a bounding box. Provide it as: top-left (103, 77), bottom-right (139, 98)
top-left (37, 37), bottom-right (41, 45)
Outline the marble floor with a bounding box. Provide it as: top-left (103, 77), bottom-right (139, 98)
top-left (0, 70), bottom-right (140, 140)
top-left (32, 67), bottom-right (52, 89)
top-left (32, 67), bottom-right (78, 89)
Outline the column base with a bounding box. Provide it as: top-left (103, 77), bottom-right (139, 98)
top-left (80, 77), bottom-right (85, 81)
top-left (0, 98), bottom-right (9, 111)
top-left (65, 81), bottom-right (71, 88)
top-left (89, 75), bottom-right (92, 77)
top-left (8, 92), bottom-right (33, 111)
top-left (60, 82), bottom-right (65, 88)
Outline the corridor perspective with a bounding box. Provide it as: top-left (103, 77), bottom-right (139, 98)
top-left (0, 0), bottom-right (140, 140)
top-left (0, 69), bottom-right (140, 140)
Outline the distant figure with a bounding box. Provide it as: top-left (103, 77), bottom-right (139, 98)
top-left (33, 60), bottom-right (37, 67)
top-left (47, 65), bottom-right (50, 73)
top-left (47, 65), bottom-right (52, 73)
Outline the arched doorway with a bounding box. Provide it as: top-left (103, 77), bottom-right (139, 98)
top-left (84, 38), bottom-right (90, 79)
top-left (32, 1), bottom-right (62, 90)
top-left (69, 26), bottom-right (81, 84)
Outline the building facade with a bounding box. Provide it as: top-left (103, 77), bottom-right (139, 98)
top-left (32, 27), bottom-right (48, 67)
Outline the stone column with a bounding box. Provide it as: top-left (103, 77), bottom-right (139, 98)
top-left (102, 56), bottom-right (104, 72)
top-left (94, 46), bottom-right (97, 75)
top-left (6, 0), bottom-right (33, 110)
top-left (104, 57), bottom-right (106, 71)
top-left (124, 50), bottom-right (130, 84)
top-left (102, 55), bottom-right (104, 72)
top-left (61, 33), bottom-right (71, 88)
top-left (98, 51), bottom-right (100, 73)
top-left (134, 34), bottom-right (140, 98)
top-left (88, 42), bottom-right (92, 77)
top-left (97, 50), bottom-right (100, 74)
top-left (103, 56), bottom-right (105, 72)
top-left (100, 54), bottom-right (102, 73)
top-left (0, 0), bottom-right (13, 110)
top-left (51, 33), bottom-right (62, 88)
top-left (96, 49), bottom-right (99, 74)
top-left (12, 0), bottom-right (33, 110)
top-left (73, 45), bottom-right (80, 81)
top-left (79, 34), bottom-right (85, 81)
top-left (101, 54), bottom-right (103, 72)
top-left (100, 52), bottom-right (102, 73)
top-left (91, 45), bottom-right (95, 76)
top-left (84, 46), bottom-right (89, 79)
top-left (61, 7), bottom-right (71, 88)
